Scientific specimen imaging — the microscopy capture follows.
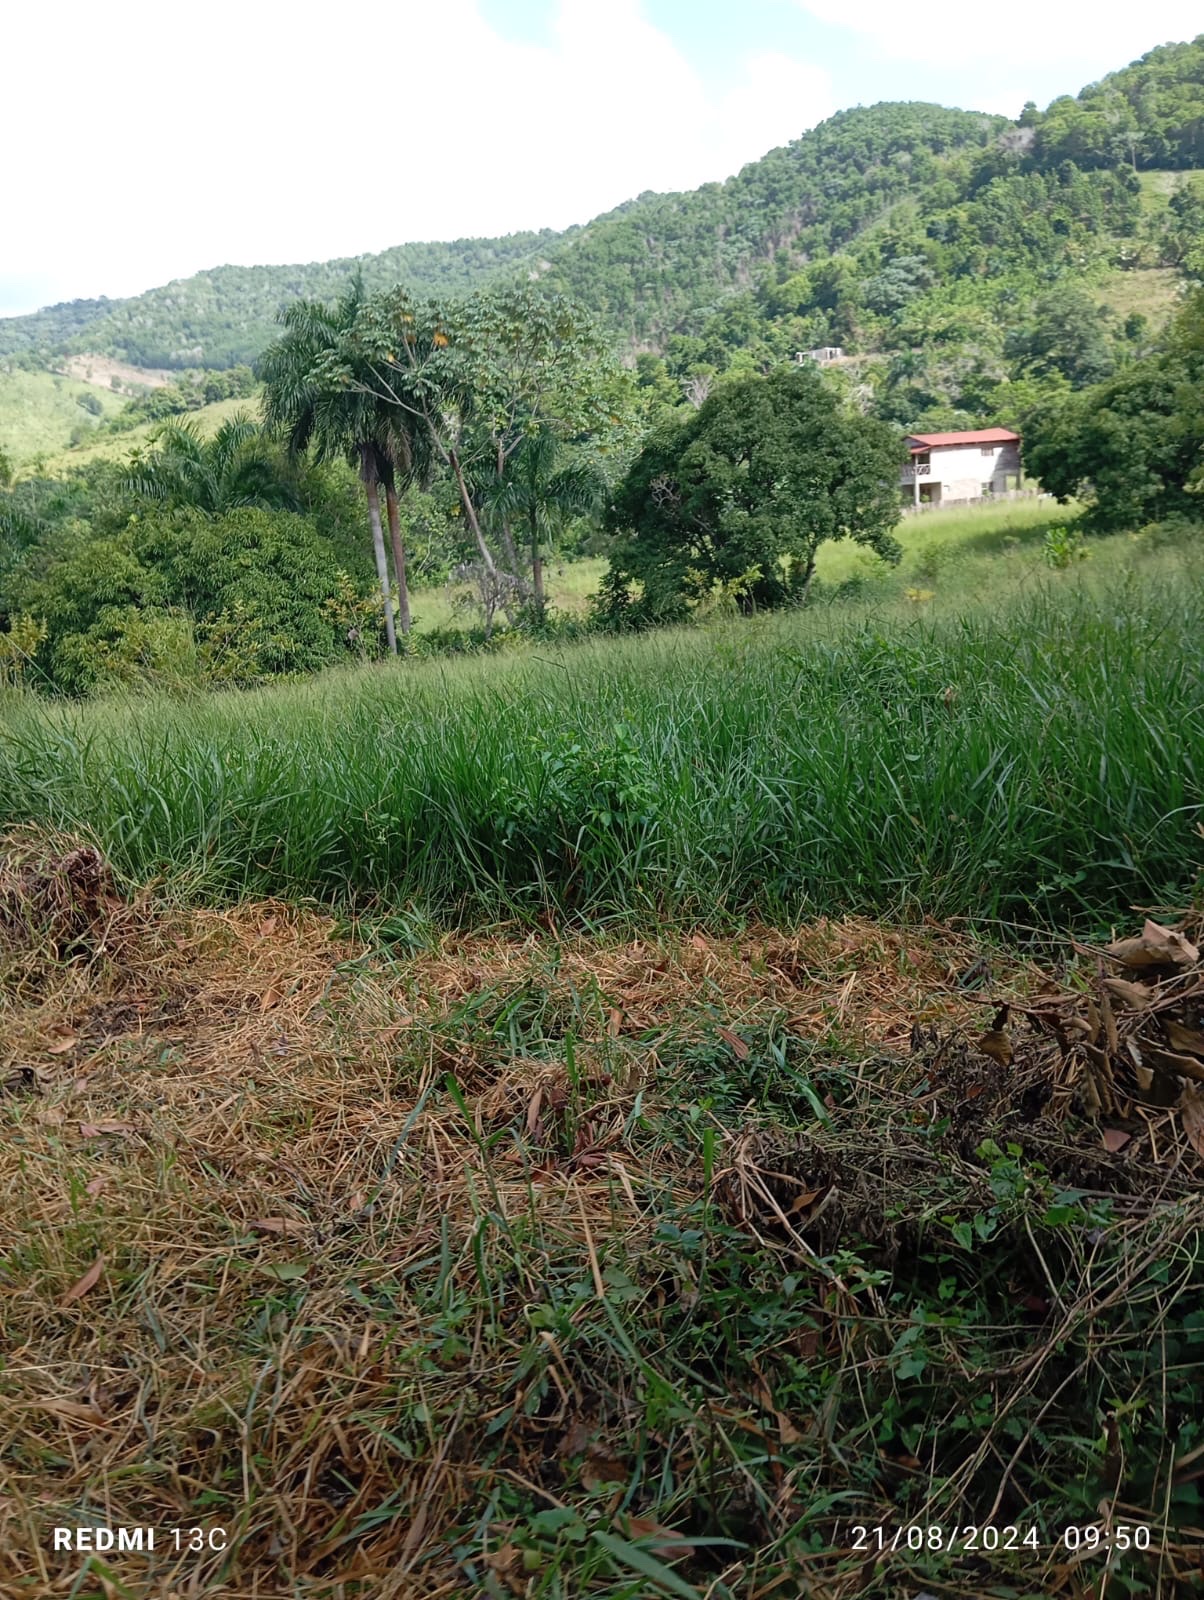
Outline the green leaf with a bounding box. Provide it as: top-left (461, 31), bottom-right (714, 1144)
top-left (591, 1531), bottom-right (701, 1598)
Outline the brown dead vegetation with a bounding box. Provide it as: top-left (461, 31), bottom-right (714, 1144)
top-left (1, 834), bottom-right (1201, 1597)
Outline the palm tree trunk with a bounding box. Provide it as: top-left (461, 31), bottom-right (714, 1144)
top-left (365, 473), bottom-right (397, 656)
top-left (384, 483), bottom-right (412, 636)
top-left (530, 504), bottom-right (545, 622)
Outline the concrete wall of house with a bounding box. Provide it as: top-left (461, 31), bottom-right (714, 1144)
top-left (902, 440), bottom-right (1022, 505)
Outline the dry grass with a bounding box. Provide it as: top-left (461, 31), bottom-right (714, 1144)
top-left (1, 835), bottom-right (1202, 1597)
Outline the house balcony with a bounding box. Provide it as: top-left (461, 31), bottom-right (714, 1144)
top-left (900, 463), bottom-right (931, 481)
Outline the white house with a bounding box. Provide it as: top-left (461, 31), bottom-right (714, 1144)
top-left (796, 346), bottom-right (844, 366)
top-left (901, 427), bottom-right (1022, 507)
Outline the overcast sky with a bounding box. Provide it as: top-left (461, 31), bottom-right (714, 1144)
top-left (3, 0), bottom-right (1200, 318)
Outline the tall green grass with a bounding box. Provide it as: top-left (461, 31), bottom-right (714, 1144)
top-left (1, 556), bottom-right (1201, 934)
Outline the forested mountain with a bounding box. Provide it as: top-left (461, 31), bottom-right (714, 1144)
top-left (539, 102), bottom-right (1007, 344)
top-left (0, 233), bottom-right (569, 370)
top-left (1, 34), bottom-right (1201, 413)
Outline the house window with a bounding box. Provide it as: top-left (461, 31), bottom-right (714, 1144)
top-left (915, 451), bottom-right (930, 466)
top-left (980, 445), bottom-right (995, 456)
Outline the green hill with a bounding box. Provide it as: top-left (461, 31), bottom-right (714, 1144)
top-left (0, 233), bottom-right (568, 372)
top-left (0, 35), bottom-right (1200, 430)
top-left (0, 368), bottom-right (127, 468)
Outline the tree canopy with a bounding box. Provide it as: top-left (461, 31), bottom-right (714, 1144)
top-left (1023, 285), bottom-right (1204, 528)
top-left (601, 366), bottom-right (904, 624)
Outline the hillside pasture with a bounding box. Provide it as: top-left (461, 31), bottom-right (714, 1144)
top-left (0, 367), bottom-right (126, 466)
top-left (32, 395), bottom-right (254, 474)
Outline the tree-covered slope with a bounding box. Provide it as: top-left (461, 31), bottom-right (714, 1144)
top-left (0, 232), bottom-right (568, 370)
top-left (0, 35), bottom-right (1200, 385)
top-left (539, 102), bottom-right (1006, 343)
top-left (1027, 34), bottom-right (1204, 170)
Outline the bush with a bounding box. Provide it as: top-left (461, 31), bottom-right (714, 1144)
top-left (10, 507), bottom-right (377, 695)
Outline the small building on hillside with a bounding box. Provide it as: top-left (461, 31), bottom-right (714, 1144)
top-left (796, 346), bottom-right (844, 366)
top-left (901, 427), bottom-right (1022, 507)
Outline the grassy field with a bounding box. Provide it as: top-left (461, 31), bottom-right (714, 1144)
top-left (29, 395), bottom-right (252, 475)
top-left (407, 500), bottom-right (1080, 633)
top-left (1, 528), bottom-right (1200, 936)
top-left (1090, 265), bottom-right (1185, 325)
top-left (2, 502), bottom-right (1202, 1597)
top-left (0, 368), bottom-right (126, 467)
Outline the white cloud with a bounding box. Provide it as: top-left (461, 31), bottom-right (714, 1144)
top-left (794, 0), bottom-right (1201, 70)
top-left (0, 0), bottom-right (835, 316)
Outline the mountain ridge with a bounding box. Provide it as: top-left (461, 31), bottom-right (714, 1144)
top-left (1, 35), bottom-right (1201, 406)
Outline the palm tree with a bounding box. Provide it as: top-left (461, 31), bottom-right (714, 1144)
top-left (482, 427), bottom-right (604, 621)
top-left (376, 406), bottom-right (432, 638)
top-left (124, 412), bottom-right (299, 516)
top-left (260, 281), bottom-right (411, 653)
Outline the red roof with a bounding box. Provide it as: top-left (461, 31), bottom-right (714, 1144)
top-left (908, 427), bottom-right (1019, 453)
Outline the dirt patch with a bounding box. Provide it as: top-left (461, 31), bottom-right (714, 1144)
top-left (58, 353), bottom-right (176, 393)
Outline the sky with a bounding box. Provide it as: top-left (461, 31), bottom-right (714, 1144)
top-left (2, 0), bottom-right (1201, 318)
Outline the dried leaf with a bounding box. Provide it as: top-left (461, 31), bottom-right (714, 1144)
top-left (607, 1007), bottom-right (623, 1038)
top-left (690, 934), bottom-right (709, 952)
top-left (581, 1443), bottom-right (628, 1491)
top-left (788, 1187), bottom-right (825, 1214)
top-left (774, 1411), bottom-right (806, 1445)
top-left (1139, 1042), bottom-right (1204, 1083)
top-left (1084, 998), bottom-right (1102, 1045)
top-left (257, 916), bottom-right (278, 936)
top-left (977, 1028), bottom-right (1012, 1068)
top-left (45, 1037), bottom-right (79, 1056)
top-left (1102, 1127), bottom-right (1132, 1153)
top-left (1180, 1089), bottom-right (1204, 1158)
top-left (716, 1026), bottom-right (750, 1060)
top-left (1165, 1020), bottom-right (1204, 1058)
top-left (249, 1217), bottom-right (307, 1238)
top-left (526, 1089), bottom-right (543, 1136)
top-left (621, 1517), bottom-right (697, 1559)
top-left (1098, 986), bottom-right (1119, 1054)
top-left (84, 1176), bottom-right (107, 1197)
top-left (1103, 976), bottom-right (1153, 1010)
top-left (1080, 1067), bottom-right (1102, 1114)
top-left (36, 1397), bottom-right (109, 1427)
top-left (61, 1256), bottom-right (104, 1305)
top-left (259, 988), bottom-right (281, 1013)
top-left (1106, 920), bottom-right (1198, 970)
top-left (559, 1419), bottom-right (593, 1457)
top-left (78, 1121), bottom-right (134, 1137)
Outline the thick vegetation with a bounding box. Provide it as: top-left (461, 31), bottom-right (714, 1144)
top-left (1025, 275), bottom-right (1204, 527)
top-left (0, 555), bottom-right (1199, 934)
top-left (601, 365), bottom-right (904, 625)
top-left (0, 234), bottom-right (567, 370)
